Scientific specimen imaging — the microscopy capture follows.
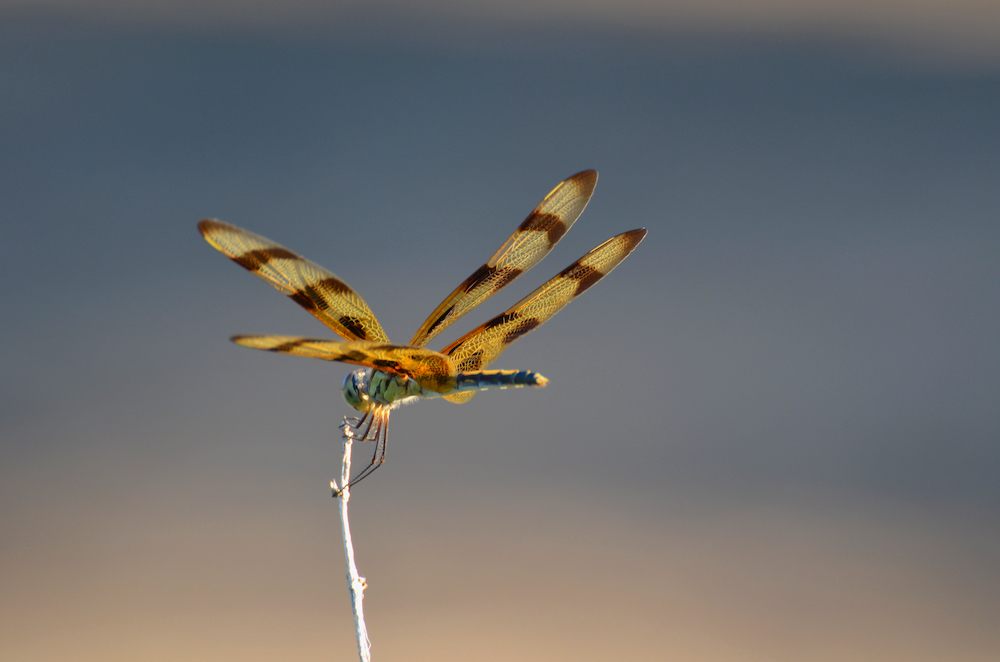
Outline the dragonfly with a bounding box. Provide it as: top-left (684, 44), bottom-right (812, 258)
top-left (199, 170), bottom-right (646, 486)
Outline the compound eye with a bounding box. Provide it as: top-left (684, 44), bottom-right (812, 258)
top-left (342, 370), bottom-right (372, 412)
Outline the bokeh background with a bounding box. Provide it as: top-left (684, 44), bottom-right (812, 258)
top-left (2, 1), bottom-right (998, 660)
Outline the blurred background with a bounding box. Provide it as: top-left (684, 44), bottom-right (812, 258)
top-left (2, 1), bottom-right (998, 660)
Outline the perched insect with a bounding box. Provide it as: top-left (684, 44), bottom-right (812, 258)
top-left (200, 170), bottom-right (645, 485)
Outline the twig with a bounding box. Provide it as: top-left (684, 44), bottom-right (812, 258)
top-left (333, 418), bottom-right (371, 662)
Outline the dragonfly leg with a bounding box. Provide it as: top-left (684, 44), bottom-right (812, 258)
top-left (338, 412), bottom-right (369, 437)
top-left (346, 407), bottom-right (390, 488)
top-left (341, 415), bottom-right (364, 428)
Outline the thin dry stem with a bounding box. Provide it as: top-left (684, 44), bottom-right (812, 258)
top-left (334, 418), bottom-right (371, 662)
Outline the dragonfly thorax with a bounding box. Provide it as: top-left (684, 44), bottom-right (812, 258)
top-left (342, 369), bottom-right (423, 412)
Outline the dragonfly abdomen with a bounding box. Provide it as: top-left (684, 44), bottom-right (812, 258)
top-left (454, 369), bottom-right (548, 393)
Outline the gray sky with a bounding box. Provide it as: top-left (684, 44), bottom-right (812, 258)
top-left (5, 0), bottom-right (1000, 65)
top-left (1, 9), bottom-right (998, 662)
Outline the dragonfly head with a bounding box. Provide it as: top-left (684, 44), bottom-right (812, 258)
top-left (342, 369), bottom-right (373, 412)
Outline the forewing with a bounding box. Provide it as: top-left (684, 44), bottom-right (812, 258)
top-left (409, 170), bottom-right (599, 348)
top-left (199, 219), bottom-right (389, 343)
top-left (231, 336), bottom-right (458, 393)
top-left (442, 229), bottom-right (647, 377)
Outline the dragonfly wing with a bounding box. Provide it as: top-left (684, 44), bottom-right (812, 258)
top-left (232, 336), bottom-right (458, 393)
top-left (442, 228), bottom-right (647, 386)
top-left (410, 170), bottom-right (599, 348)
top-left (200, 219), bottom-right (389, 343)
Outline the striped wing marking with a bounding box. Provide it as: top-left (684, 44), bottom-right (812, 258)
top-left (439, 228), bottom-right (647, 403)
top-left (409, 169), bottom-right (599, 348)
top-left (232, 336), bottom-right (458, 393)
top-left (199, 219), bottom-right (389, 343)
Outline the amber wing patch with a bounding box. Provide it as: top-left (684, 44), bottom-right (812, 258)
top-left (199, 219), bottom-right (389, 343)
top-left (442, 228), bottom-right (647, 374)
top-left (409, 170), bottom-right (598, 348)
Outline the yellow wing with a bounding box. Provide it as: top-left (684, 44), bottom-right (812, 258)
top-left (439, 228), bottom-right (647, 403)
top-left (199, 219), bottom-right (389, 343)
top-left (231, 336), bottom-right (458, 393)
top-left (409, 170), bottom-right (599, 348)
